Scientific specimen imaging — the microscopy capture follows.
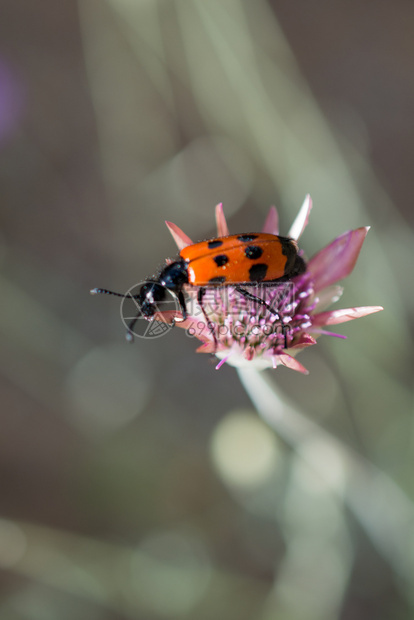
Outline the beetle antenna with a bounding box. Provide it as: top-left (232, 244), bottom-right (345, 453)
top-left (91, 288), bottom-right (142, 342)
top-left (90, 288), bottom-right (139, 298)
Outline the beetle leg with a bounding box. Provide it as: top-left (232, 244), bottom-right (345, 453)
top-left (281, 324), bottom-right (289, 349)
top-left (125, 314), bottom-right (140, 342)
top-left (234, 285), bottom-right (280, 319)
top-left (197, 287), bottom-right (218, 351)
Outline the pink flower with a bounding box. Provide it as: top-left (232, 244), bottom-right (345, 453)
top-left (165, 196), bottom-right (383, 373)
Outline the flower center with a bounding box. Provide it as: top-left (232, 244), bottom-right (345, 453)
top-left (197, 277), bottom-right (314, 355)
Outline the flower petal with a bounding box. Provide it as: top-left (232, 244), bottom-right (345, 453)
top-left (312, 285), bottom-right (344, 312)
top-left (309, 328), bottom-right (347, 339)
top-left (152, 310), bottom-right (183, 324)
top-left (215, 203), bottom-right (229, 237)
top-left (278, 354), bottom-right (309, 375)
top-left (244, 347), bottom-right (255, 361)
top-left (290, 333), bottom-right (317, 349)
top-left (165, 221), bottom-right (193, 250)
top-left (311, 306), bottom-right (384, 326)
top-left (216, 356), bottom-right (230, 370)
top-left (307, 227), bottom-right (369, 291)
top-left (196, 341), bottom-right (217, 354)
top-left (262, 205), bottom-right (279, 235)
top-left (288, 194), bottom-right (312, 240)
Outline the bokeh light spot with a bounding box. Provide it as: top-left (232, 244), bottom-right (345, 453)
top-left (210, 410), bottom-right (281, 489)
top-left (66, 345), bottom-right (153, 436)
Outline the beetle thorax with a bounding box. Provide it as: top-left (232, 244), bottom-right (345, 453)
top-left (158, 258), bottom-right (189, 293)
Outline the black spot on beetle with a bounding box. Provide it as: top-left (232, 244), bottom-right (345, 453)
top-left (248, 263), bottom-right (268, 282)
top-left (208, 239), bottom-right (224, 249)
top-left (280, 237), bottom-right (292, 258)
top-left (209, 276), bottom-right (226, 284)
top-left (244, 245), bottom-right (263, 260)
top-left (280, 238), bottom-right (297, 275)
top-left (214, 254), bottom-right (229, 267)
top-left (237, 234), bottom-right (258, 243)
top-left (279, 237), bottom-right (307, 277)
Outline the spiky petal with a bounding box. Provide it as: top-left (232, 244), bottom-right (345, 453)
top-left (307, 227), bottom-right (369, 292)
top-left (165, 221), bottom-right (193, 250)
top-left (215, 203), bottom-right (230, 237)
top-left (288, 194), bottom-right (312, 241)
top-left (262, 205), bottom-right (279, 235)
top-left (311, 306), bottom-right (384, 326)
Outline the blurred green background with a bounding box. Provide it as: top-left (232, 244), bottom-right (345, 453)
top-left (0, 1), bottom-right (413, 619)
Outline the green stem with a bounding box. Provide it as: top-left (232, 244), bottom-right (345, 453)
top-left (238, 367), bottom-right (414, 588)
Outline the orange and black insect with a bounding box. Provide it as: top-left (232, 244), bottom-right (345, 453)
top-left (93, 232), bottom-right (306, 345)
top-left (181, 233), bottom-right (304, 285)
